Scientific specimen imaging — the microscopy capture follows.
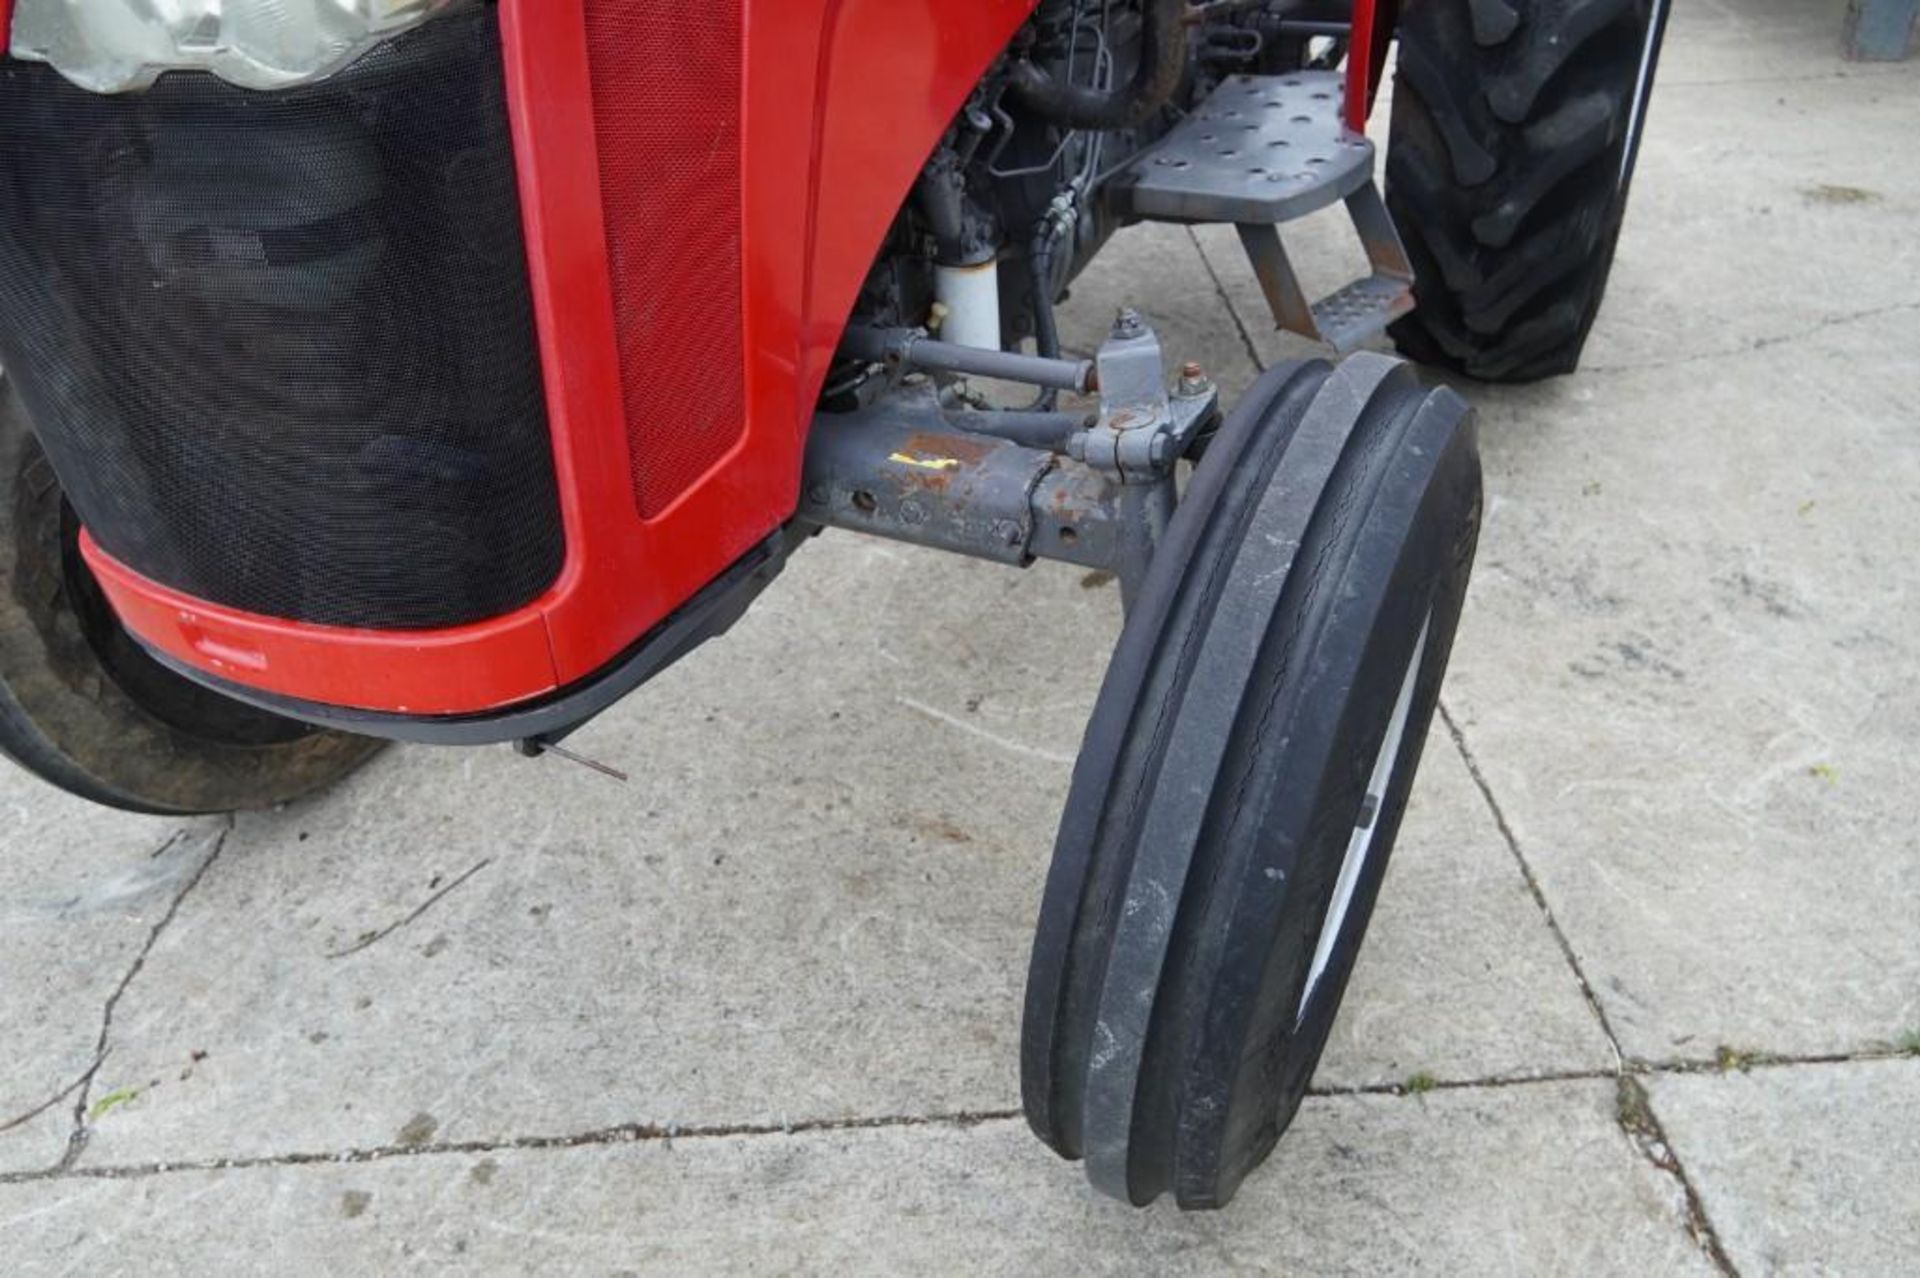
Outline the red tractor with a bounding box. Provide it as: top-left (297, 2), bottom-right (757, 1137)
top-left (0, 0), bottom-right (1665, 1206)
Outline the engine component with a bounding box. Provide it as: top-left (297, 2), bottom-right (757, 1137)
top-left (1008, 0), bottom-right (1188, 130)
top-left (934, 261), bottom-right (1004, 351)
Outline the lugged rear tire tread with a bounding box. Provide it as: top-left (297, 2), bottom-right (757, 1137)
top-left (1385, 0), bottom-right (1667, 382)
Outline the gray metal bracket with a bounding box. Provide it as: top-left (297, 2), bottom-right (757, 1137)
top-left (1235, 182), bottom-right (1415, 353)
top-left (798, 392), bottom-right (1173, 604)
top-left (1067, 309), bottom-right (1219, 482)
top-left (1114, 70), bottom-right (1416, 353)
top-left (809, 315), bottom-right (1216, 606)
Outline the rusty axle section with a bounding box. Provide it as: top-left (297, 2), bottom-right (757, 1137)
top-left (805, 314), bottom-right (1215, 604)
top-left (798, 391), bottom-right (1169, 597)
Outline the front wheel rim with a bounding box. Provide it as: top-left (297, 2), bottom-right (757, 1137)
top-left (1297, 608), bottom-right (1432, 1023)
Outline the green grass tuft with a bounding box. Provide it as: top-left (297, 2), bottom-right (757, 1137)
top-left (87, 1087), bottom-right (140, 1120)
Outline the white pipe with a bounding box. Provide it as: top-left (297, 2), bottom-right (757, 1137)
top-left (934, 260), bottom-right (1003, 351)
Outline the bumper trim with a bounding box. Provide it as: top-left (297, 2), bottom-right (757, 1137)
top-left (139, 526), bottom-right (811, 747)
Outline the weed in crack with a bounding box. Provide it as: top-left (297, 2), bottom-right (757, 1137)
top-left (60, 825), bottom-right (228, 1172)
top-left (1615, 1077), bottom-right (1737, 1275)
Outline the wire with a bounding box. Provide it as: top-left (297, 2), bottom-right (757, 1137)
top-left (987, 0), bottom-right (1115, 181)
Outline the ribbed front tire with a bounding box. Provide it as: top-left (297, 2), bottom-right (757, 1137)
top-left (1023, 355), bottom-right (1482, 1208)
top-left (1385, 0), bottom-right (1670, 382)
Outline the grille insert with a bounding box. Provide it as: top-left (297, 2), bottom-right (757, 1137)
top-left (584, 0), bottom-right (746, 518)
top-left (0, 9), bottom-right (565, 631)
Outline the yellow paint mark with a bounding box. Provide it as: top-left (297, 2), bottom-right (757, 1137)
top-left (889, 452), bottom-right (960, 471)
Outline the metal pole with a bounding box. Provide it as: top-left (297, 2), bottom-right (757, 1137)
top-left (1845, 0), bottom-right (1917, 59)
top-left (840, 326), bottom-right (1096, 393)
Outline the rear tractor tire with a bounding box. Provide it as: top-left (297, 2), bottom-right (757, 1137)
top-left (1386, 0), bottom-right (1671, 381)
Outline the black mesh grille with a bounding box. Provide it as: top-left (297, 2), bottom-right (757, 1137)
top-left (0, 9), bottom-right (565, 630)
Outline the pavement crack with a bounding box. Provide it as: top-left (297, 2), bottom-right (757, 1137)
top-left (326, 858), bottom-right (492, 960)
top-left (0, 1107), bottom-right (1027, 1185)
top-left (1440, 702), bottom-right (1740, 1274)
top-left (1310, 1047), bottom-right (1920, 1103)
top-left (1438, 701), bottom-right (1625, 1066)
top-left (59, 823), bottom-right (229, 1173)
top-left (1308, 1066), bottom-right (1617, 1099)
top-left (145, 830), bottom-right (189, 861)
top-left (1635, 1045), bottom-right (1917, 1076)
top-left (3, 1048), bottom-right (1912, 1188)
top-left (1659, 66), bottom-right (1917, 90)
top-left (1585, 300), bottom-right (1920, 375)
top-left (895, 697), bottom-right (1074, 766)
top-left (0, 1059), bottom-right (100, 1136)
top-left (1616, 1076), bottom-right (1738, 1276)
top-left (1187, 226), bottom-right (1271, 375)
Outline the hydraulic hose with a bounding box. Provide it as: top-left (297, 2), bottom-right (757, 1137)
top-left (1025, 211), bottom-right (1068, 410)
top-left (1007, 0), bottom-right (1189, 131)
top-left (1029, 219), bottom-right (1065, 363)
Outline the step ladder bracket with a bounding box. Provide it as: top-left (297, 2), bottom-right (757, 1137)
top-left (1117, 71), bottom-right (1419, 353)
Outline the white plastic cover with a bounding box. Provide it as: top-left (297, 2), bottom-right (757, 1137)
top-left (8, 0), bottom-right (473, 94)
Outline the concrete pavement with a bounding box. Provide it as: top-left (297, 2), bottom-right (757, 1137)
top-left (3, 0), bottom-right (1917, 1271)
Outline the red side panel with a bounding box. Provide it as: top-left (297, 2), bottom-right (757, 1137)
top-left (501, 0), bottom-right (1039, 684)
top-left (1344, 0), bottom-right (1398, 132)
top-left (0, 1), bottom-right (12, 54)
top-left (584, 2), bottom-right (747, 517)
top-left (88, 0), bottom-right (1037, 715)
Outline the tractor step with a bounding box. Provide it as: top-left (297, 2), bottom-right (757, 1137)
top-left (1115, 71), bottom-right (1415, 354)
top-left (1117, 71), bottom-right (1374, 224)
top-left (1310, 273), bottom-right (1415, 348)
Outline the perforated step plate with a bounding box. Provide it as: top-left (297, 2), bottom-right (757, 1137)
top-left (1116, 71), bottom-right (1374, 224)
top-left (1310, 273), bottom-right (1415, 353)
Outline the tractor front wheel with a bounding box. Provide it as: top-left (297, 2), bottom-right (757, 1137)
top-left (1022, 354), bottom-right (1481, 1207)
top-left (0, 374), bottom-right (384, 815)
